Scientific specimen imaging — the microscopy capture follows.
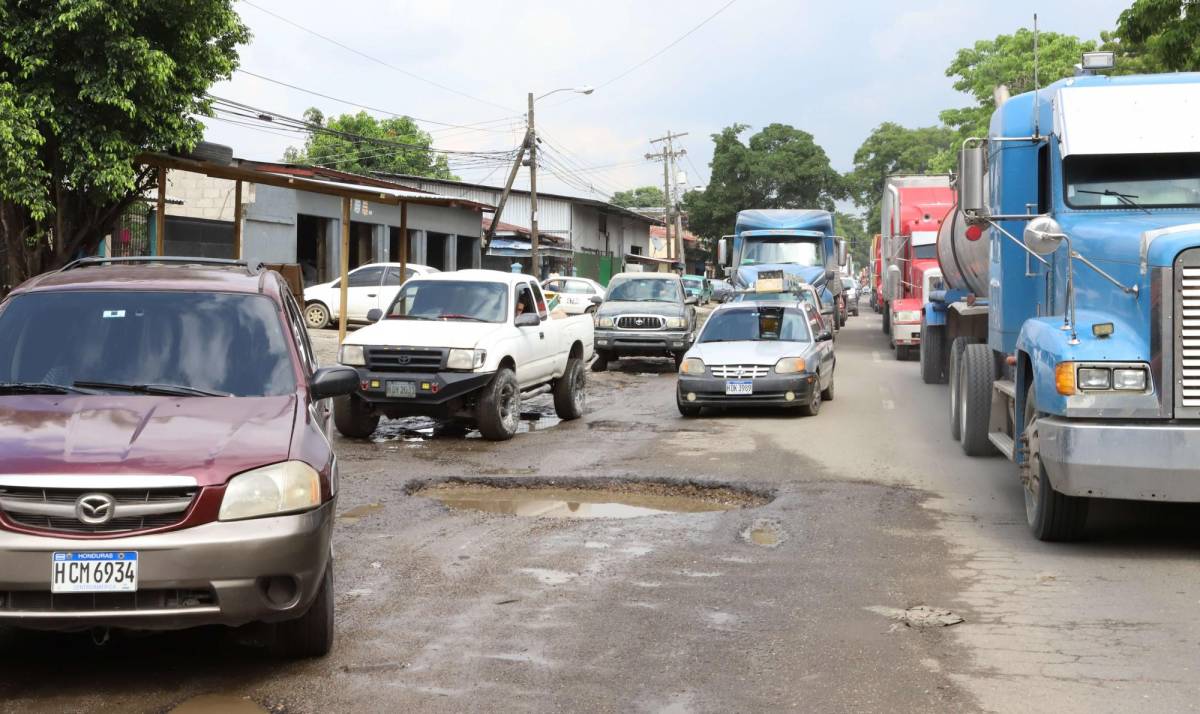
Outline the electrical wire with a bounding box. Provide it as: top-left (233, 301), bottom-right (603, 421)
top-left (685, 152), bottom-right (709, 187)
top-left (238, 0), bottom-right (517, 113)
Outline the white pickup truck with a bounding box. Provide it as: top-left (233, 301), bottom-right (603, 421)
top-left (334, 269), bottom-right (596, 440)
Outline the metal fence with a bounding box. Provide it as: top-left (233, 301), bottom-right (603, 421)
top-left (111, 202), bottom-right (152, 257)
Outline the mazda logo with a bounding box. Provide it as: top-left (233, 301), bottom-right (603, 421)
top-left (75, 493), bottom-right (116, 525)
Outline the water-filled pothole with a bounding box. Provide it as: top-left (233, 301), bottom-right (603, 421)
top-left (415, 481), bottom-right (768, 519)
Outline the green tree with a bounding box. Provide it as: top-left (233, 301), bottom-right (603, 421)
top-left (284, 108), bottom-right (455, 179)
top-left (611, 185), bottom-right (666, 209)
top-left (848, 122), bottom-right (956, 231)
top-left (1110, 0), bottom-right (1200, 72)
top-left (683, 123), bottom-right (844, 241)
top-left (834, 211), bottom-right (870, 272)
top-left (0, 0), bottom-right (248, 282)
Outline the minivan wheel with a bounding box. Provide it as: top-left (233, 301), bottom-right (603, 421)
top-left (553, 358), bottom-right (586, 420)
top-left (333, 395), bottom-right (380, 439)
top-left (304, 302), bottom-right (330, 330)
top-left (476, 368), bottom-right (520, 440)
top-left (275, 564), bottom-right (334, 658)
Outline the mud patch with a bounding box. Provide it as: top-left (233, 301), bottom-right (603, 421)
top-left (170, 694), bottom-right (267, 713)
top-left (413, 480), bottom-right (767, 519)
top-left (338, 502), bottom-right (383, 523)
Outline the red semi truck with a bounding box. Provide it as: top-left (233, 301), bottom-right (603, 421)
top-left (879, 175), bottom-right (954, 360)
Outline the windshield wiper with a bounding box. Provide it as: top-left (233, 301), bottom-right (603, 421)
top-left (0, 382), bottom-right (92, 395)
top-left (392, 314), bottom-right (438, 321)
top-left (1076, 189), bottom-right (1151, 214)
top-left (438, 314), bottom-right (487, 322)
top-left (73, 381), bottom-right (231, 397)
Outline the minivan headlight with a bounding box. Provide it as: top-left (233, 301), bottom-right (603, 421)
top-left (339, 344), bottom-right (365, 366)
top-left (665, 317), bottom-right (686, 329)
top-left (447, 348), bottom-right (486, 370)
top-left (219, 461), bottom-right (322, 521)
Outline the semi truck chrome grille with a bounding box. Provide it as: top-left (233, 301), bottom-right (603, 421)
top-left (617, 315), bottom-right (665, 330)
top-left (710, 364), bottom-right (771, 379)
top-left (1177, 256), bottom-right (1200, 412)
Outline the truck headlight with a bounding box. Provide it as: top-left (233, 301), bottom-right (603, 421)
top-left (895, 310), bottom-right (921, 323)
top-left (1113, 367), bottom-right (1148, 391)
top-left (666, 317), bottom-right (687, 329)
top-left (447, 348), bottom-right (486, 370)
top-left (1077, 367), bottom-right (1112, 390)
top-left (679, 357), bottom-right (706, 375)
top-left (339, 344), bottom-right (365, 366)
top-left (774, 357), bottom-right (807, 374)
top-left (598, 316), bottom-right (614, 328)
top-left (219, 461), bottom-right (322, 521)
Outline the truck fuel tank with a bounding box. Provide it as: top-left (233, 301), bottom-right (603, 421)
top-left (936, 206), bottom-right (990, 298)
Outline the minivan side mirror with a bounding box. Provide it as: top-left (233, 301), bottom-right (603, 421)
top-left (366, 308), bottom-right (383, 322)
top-left (515, 312), bottom-right (541, 327)
top-left (310, 366), bottom-right (359, 400)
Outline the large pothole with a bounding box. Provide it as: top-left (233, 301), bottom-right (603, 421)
top-left (412, 479), bottom-right (769, 519)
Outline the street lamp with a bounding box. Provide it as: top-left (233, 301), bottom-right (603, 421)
top-left (527, 86), bottom-right (594, 278)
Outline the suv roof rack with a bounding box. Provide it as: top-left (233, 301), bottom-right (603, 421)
top-left (59, 256), bottom-right (263, 274)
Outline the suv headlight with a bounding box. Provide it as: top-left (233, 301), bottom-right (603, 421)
top-left (339, 344), bottom-right (365, 366)
top-left (774, 357), bottom-right (807, 374)
top-left (679, 357), bottom-right (706, 375)
top-left (598, 316), bottom-right (614, 328)
top-left (219, 461), bottom-right (322, 521)
top-left (447, 348), bottom-right (486, 370)
top-left (665, 317), bottom-right (686, 329)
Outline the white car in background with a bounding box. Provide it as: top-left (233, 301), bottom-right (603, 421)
top-left (303, 262), bottom-right (438, 329)
top-left (542, 276), bottom-right (606, 315)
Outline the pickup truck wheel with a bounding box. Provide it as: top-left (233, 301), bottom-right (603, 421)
top-left (677, 398), bottom-right (702, 417)
top-left (672, 352), bottom-right (686, 369)
top-left (1023, 384), bottom-right (1089, 541)
top-left (959, 343), bottom-right (996, 456)
top-left (591, 352), bottom-right (610, 372)
top-left (476, 368), bottom-right (520, 441)
top-left (333, 395), bottom-right (379, 439)
top-left (275, 563), bottom-right (334, 658)
top-left (304, 302), bottom-right (331, 330)
top-left (553, 358), bottom-right (586, 420)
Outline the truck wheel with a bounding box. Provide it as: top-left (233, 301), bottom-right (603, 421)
top-left (333, 395), bottom-right (379, 439)
top-left (1022, 383), bottom-right (1088, 541)
top-left (304, 302), bottom-right (331, 330)
top-left (591, 352), bottom-right (610, 373)
top-left (958, 343), bottom-right (996, 457)
top-left (476, 368), bottom-right (521, 441)
top-left (275, 563), bottom-right (334, 658)
top-left (882, 304), bottom-right (890, 333)
top-left (553, 358), bottom-right (586, 420)
top-left (677, 397), bottom-right (702, 417)
top-left (799, 386), bottom-right (822, 416)
top-left (920, 321), bottom-right (947, 384)
top-left (948, 337), bottom-right (969, 441)
top-left (673, 352), bottom-right (686, 369)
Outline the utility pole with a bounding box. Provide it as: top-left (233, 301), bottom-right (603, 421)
top-left (527, 92), bottom-right (540, 279)
top-left (646, 131), bottom-right (687, 270)
top-left (482, 136), bottom-right (528, 250)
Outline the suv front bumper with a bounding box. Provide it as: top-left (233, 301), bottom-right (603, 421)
top-left (0, 502), bottom-right (334, 631)
top-left (351, 368), bottom-right (494, 415)
top-left (595, 329), bottom-right (692, 357)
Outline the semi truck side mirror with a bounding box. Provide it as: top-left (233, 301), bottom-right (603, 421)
top-left (717, 238), bottom-right (728, 265)
top-left (1023, 216), bottom-right (1066, 255)
top-left (958, 144), bottom-right (988, 217)
top-left (837, 239), bottom-right (848, 267)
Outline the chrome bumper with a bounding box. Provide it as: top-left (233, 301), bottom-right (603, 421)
top-left (1038, 418), bottom-right (1200, 502)
top-left (0, 502), bottom-right (333, 631)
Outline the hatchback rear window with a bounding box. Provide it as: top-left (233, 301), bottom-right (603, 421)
top-left (0, 291), bottom-right (296, 397)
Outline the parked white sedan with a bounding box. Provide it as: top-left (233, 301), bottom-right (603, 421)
top-left (542, 277), bottom-right (606, 316)
top-left (303, 262), bottom-right (438, 329)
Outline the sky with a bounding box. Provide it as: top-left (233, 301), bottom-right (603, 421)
top-left (204, 0), bottom-right (1135, 209)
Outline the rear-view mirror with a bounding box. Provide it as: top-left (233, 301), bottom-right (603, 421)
top-left (684, 295), bottom-right (698, 306)
top-left (717, 238), bottom-right (728, 265)
top-left (589, 295), bottom-right (604, 305)
top-left (515, 312), bottom-right (541, 327)
top-left (817, 331), bottom-right (833, 342)
top-left (309, 366), bottom-right (359, 400)
top-left (366, 308), bottom-right (383, 322)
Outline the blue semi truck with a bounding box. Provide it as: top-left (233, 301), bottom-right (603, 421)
top-left (716, 209), bottom-right (847, 328)
top-left (923, 60), bottom-right (1200, 541)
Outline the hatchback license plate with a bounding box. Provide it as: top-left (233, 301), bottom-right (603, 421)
top-left (51, 551), bottom-right (138, 593)
top-left (726, 380), bottom-right (753, 395)
top-left (386, 380), bottom-right (416, 398)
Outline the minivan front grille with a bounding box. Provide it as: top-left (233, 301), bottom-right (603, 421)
top-left (1177, 257), bottom-right (1200, 410)
top-left (366, 347), bottom-right (445, 372)
top-left (0, 487), bottom-right (196, 535)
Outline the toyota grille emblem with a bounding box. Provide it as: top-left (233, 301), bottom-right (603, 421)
top-left (75, 493), bottom-right (116, 525)
top-left (635, 318), bottom-right (645, 326)
top-left (397, 355), bottom-right (412, 365)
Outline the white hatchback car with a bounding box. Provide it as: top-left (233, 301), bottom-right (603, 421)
top-left (542, 277), bottom-right (606, 315)
top-left (303, 262), bottom-right (438, 329)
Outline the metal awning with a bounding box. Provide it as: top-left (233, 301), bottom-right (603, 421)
top-left (488, 238), bottom-right (573, 258)
top-left (624, 253), bottom-right (680, 265)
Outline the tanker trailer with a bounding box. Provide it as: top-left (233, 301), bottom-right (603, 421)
top-left (920, 206), bottom-right (990, 392)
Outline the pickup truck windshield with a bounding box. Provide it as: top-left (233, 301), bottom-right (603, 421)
top-left (740, 237), bottom-right (822, 267)
top-left (1065, 152), bottom-right (1200, 209)
top-left (387, 280), bottom-right (508, 322)
top-left (607, 278), bottom-right (682, 303)
top-left (699, 308), bottom-right (810, 343)
top-left (0, 291), bottom-right (296, 396)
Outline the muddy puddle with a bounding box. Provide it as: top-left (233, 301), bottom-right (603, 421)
top-left (170, 694), bottom-right (266, 713)
top-left (371, 404), bottom-right (561, 443)
top-left (415, 481), bottom-right (767, 519)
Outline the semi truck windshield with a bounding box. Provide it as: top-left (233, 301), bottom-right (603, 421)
top-left (740, 237), bottom-right (822, 267)
top-left (1065, 152), bottom-right (1200, 209)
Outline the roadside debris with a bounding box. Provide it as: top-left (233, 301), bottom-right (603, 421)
top-left (866, 605), bottom-right (964, 629)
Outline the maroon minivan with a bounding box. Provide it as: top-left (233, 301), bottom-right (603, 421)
top-left (0, 257), bottom-right (357, 657)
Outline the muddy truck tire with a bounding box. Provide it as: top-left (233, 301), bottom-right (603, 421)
top-left (334, 395), bottom-right (380, 439)
top-left (553, 358), bottom-right (586, 420)
top-left (476, 368), bottom-right (521, 440)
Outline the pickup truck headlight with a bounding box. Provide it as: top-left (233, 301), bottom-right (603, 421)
top-left (894, 310), bottom-right (921, 323)
top-left (339, 344), bottom-right (365, 366)
top-left (219, 461), bottom-right (322, 521)
top-left (598, 316), bottom-right (614, 328)
top-left (774, 357), bottom-right (807, 374)
top-left (665, 317), bottom-right (687, 329)
top-left (447, 348), bottom-right (486, 370)
top-left (679, 357), bottom-right (706, 375)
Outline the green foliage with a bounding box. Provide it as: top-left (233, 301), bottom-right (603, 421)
top-left (1112, 0), bottom-right (1200, 72)
top-left (834, 211), bottom-right (870, 271)
top-left (849, 123), bottom-right (956, 230)
top-left (611, 185), bottom-right (666, 209)
top-left (0, 0), bottom-right (248, 280)
top-left (683, 123), bottom-right (844, 241)
top-left (284, 108), bottom-right (455, 179)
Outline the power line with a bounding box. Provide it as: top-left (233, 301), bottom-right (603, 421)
top-left (238, 0), bottom-right (517, 113)
top-left (685, 151), bottom-right (709, 187)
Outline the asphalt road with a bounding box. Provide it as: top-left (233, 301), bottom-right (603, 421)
top-left (2, 312), bottom-right (1198, 713)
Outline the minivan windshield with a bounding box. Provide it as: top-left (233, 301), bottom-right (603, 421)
top-left (606, 278), bottom-right (682, 303)
top-left (740, 237), bottom-right (822, 267)
top-left (386, 280), bottom-right (508, 322)
top-left (0, 291), bottom-right (296, 397)
top-left (699, 307), bottom-right (810, 343)
top-left (1065, 152), bottom-right (1200, 209)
